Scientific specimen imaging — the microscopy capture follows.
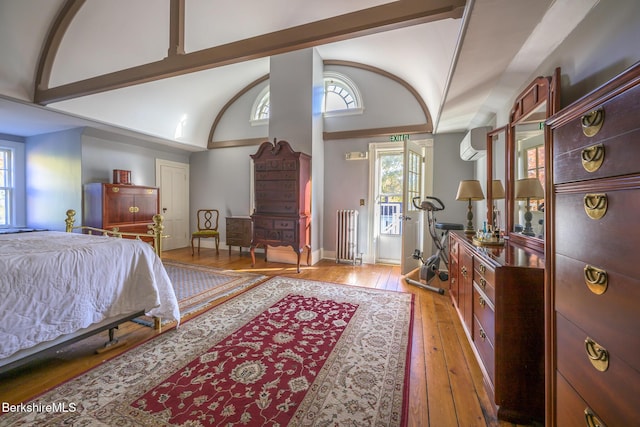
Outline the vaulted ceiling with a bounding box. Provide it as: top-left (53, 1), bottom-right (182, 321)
top-left (0, 0), bottom-right (596, 151)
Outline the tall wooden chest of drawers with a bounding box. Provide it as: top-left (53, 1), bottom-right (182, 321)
top-left (449, 232), bottom-right (545, 423)
top-left (225, 216), bottom-right (252, 254)
top-left (249, 139), bottom-right (311, 273)
top-left (547, 63), bottom-right (640, 426)
top-left (83, 183), bottom-right (159, 237)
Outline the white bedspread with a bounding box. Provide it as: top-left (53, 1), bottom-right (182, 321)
top-left (0, 231), bottom-right (180, 360)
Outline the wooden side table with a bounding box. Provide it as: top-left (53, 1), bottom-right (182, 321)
top-left (226, 216), bottom-right (252, 254)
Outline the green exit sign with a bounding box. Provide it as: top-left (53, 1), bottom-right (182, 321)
top-left (390, 134), bottom-right (409, 142)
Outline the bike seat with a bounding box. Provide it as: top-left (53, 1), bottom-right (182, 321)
top-left (436, 222), bottom-right (464, 231)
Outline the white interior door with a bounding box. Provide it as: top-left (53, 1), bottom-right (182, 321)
top-left (156, 159), bottom-right (189, 251)
top-left (401, 140), bottom-right (424, 275)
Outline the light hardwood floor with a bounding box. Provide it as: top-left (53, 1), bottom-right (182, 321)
top-left (0, 247), bottom-right (536, 426)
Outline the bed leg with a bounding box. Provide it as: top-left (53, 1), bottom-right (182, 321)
top-left (95, 326), bottom-right (128, 354)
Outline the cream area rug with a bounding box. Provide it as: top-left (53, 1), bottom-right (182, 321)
top-left (1, 277), bottom-right (414, 426)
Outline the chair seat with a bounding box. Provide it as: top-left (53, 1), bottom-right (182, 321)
top-left (192, 230), bottom-right (219, 237)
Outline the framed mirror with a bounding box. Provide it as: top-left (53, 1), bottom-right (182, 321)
top-left (506, 69), bottom-right (560, 252)
top-left (486, 126), bottom-right (507, 232)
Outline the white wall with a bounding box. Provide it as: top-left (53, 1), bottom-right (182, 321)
top-left (0, 136), bottom-right (27, 227)
top-left (26, 128), bottom-right (83, 231)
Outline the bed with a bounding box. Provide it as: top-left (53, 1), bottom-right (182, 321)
top-left (0, 210), bottom-right (180, 373)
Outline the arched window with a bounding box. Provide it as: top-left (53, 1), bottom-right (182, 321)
top-left (250, 86), bottom-right (270, 124)
top-left (323, 72), bottom-right (363, 115)
top-left (250, 72), bottom-right (362, 123)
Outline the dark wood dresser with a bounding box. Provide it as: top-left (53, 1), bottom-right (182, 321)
top-left (84, 183), bottom-right (159, 237)
top-left (250, 139), bottom-right (311, 273)
top-left (225, 216), bottom-right (252, 254)
top-left (546, 63), bottom-right (640, 426)
top-left (449, 231), bottom-right (545, 423)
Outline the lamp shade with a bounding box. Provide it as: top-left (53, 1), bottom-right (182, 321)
top-left (456, 180), bottom-right (485, 201)
top-left (515, 177), bottom-right (544, 199)
top-left (492, 180), bottom-right (505, 199)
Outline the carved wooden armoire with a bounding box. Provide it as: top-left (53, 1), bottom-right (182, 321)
top-left (83, 183), bottom-right (159, 238)
top-left (250, 139), bottom-right (311, 273)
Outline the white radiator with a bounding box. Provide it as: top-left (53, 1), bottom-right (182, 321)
top-left (336, 210), bottom-right (362, 265)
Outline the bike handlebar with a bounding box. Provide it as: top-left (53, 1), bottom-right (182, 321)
top-left (412, 196), bottom-right (446, 212)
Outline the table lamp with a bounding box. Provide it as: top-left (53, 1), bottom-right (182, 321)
top-left (491, 180), bottom-right (505, 229)
top-left (515, 177), bottom-right (544, 236)
top-left (456, 180), bottom-right (485, 235)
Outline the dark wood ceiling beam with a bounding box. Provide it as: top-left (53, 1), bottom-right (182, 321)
top-left (168, 0), bottom-right (185, 56)
top-left (35, 0), bottom-right (85, 93)
top-left (35, 0), bottom-right (465, 105)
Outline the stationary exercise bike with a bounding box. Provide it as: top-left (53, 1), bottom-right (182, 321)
top-left (405, 196), bottom-right (463, 295)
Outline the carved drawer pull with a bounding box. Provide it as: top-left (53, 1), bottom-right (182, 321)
top-left (584, 337), bottom-right (609, 372)
top-left (581, 108), bottom-right (605, 137)
top-left (583, 194), bottom-right (607, 220)
top-left (584, 265), bottom-right (608, 295)
top-left (581, 143), bottom-right (605, 172)
top-left (584, 408), bottom-right (606, 427)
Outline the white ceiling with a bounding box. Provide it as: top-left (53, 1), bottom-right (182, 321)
top-left (0, 0), bottom-right (597, 150)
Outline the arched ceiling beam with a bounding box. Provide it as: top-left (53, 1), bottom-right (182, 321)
top-left (324, 59), bottom-right (433, 131)
top-left (34, 0), bottom-right (465, 105)
top-left (35, 0), bottom-right (85, 94)
top-left (208, 60), bottom-right (433, 148)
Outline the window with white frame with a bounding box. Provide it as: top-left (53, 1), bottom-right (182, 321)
top-left (250, 86), bottom-right (270, 124)
top-left (0, 148), bottom-right (13, 227)
top-left (250, 72), bottom-right (363, 122)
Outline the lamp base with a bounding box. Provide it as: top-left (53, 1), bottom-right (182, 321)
top-left (464, 228), bottom-right (476, 236)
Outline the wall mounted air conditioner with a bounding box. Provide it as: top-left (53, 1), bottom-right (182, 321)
top-left (460, 126), bottom-right (492, 161)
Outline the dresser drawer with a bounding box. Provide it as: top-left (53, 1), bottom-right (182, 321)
top-left (255, 170), bottom-right (298, 180)
top-left (255, 190), bottom-right (297, 201)
top-left (255, 180), bottom-right (297, 191)
top-left (273, 219), bottom-right (295, 230)
top-left (473, 258), bottom-right (496, 305)
top-left (256, 159), bottom-right (297, 171)
top-left (473, 316), bottom-right (495, 386)
top-left (555, 188), bottom-right (639, 279)
top-left (556, 372), bottom-right (607, 427)
top-left (254, 201), bottom-right (298, 214)
top-left (556, 313), bottom-right (640, 426)
top-left (473, 285), bottom-right (495, 345)
top-left (556, 253), bottom-right (640, 371)
top-left (554, 128), bottom-right (640, 183)
top-left (553, 83), bottom-right (640, 183)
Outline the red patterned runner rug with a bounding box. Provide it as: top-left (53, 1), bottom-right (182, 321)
top-left (1, 277), bottom-right (414, 426)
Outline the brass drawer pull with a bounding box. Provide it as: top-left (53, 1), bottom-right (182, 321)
top-left (479, 328), bottom-right (486, 341)
top-left (584, 408), bottom-right (606, 427)
top-left (479, 264), bottom-right (486, 274)
top-left (583, 194), bottom-right (607, 220)
top-left (581, 107), bottom-right (605, 137)
top-left (581, 143), bottom-right (605, 172)
top-left (479, 296), bottom-right (486, 307)
top-left (479, 278), bottom-right (487, 289)
top-left (584, 265), bottom-right (608, 295)
top-left (461, 266), bottom-right (467, 277)
top-left (584, 337), bottom-right (609, 372)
